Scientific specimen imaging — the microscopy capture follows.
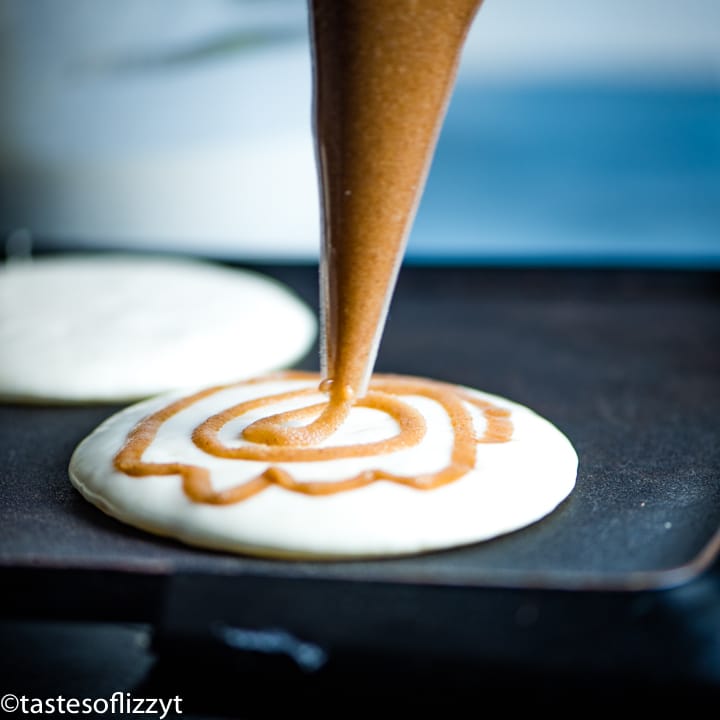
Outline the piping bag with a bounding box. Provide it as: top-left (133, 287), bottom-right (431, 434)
top-left (311, 0), bottom-right (483, 404)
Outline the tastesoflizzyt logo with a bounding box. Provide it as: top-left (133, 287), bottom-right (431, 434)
top-left (0, 692), bottom-right (182, 718)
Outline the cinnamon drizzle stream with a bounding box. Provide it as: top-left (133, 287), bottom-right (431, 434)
top-left (114, 373), bottom-right (512, 505)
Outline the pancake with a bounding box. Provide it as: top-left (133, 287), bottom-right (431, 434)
top-left (69, 372), bottom-right (577, 559)
top-left (0, 255), bottom-right (316, 403)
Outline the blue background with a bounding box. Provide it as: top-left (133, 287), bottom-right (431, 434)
top-left (410, 81), bottom-right (720, 267)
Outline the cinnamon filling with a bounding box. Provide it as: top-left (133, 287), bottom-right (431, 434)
top-left (114, 372), bottom-right (512, 505)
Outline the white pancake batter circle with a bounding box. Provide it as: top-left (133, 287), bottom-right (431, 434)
top-left (69, 374), bottom-right (578, 559)
top-left (0, 255), bottom-right (316, 402)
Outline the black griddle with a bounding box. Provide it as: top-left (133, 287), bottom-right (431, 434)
top-left (2, 265), bottom-right (719, 691)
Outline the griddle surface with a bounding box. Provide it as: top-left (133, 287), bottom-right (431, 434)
top-left (2, 267), bottom-right (719, 607)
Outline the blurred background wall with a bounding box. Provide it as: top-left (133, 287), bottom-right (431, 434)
top-left (1, 0), bottom-right (718, 265)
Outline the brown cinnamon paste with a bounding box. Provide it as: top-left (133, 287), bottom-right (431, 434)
top-left (115, 372), bottom-right (512, 505)
top-left (315, 0), bottom-right (482, 396)
top-left (114, 1), bottom-right (511, 504)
